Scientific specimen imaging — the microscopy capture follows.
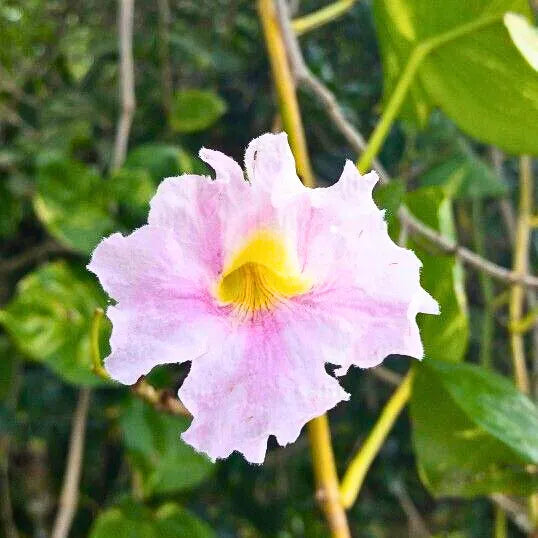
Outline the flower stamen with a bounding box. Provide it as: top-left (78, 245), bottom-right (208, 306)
top-left (215, 230), bottom-right (311, 317)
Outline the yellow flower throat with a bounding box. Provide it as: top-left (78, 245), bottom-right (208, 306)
top-left (215, 230), bottom-right (311, 315)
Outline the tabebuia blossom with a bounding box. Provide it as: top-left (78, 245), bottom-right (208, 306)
top-left (88, 133), bottom-right (438, 464)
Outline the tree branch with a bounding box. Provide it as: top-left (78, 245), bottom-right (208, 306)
top-left (51, 388), bottom-right (91, 538)
top-left (112, 0), bottom-right (135, 171)
top-left (276, 2), bottom-right (538, 290)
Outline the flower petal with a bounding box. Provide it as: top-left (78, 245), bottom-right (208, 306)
top-left (88, 226), bottom-right (226, 384)
top-left (104, 300), bottom-right (225, 385)
top-left (87, 226), bottom-right (211, 306)
top-left (244, 132), bottom-right (304, 205)
top-left (179, 315), bottom-right (348, 463)
top-left (199, 147), bottom-right (244, 184)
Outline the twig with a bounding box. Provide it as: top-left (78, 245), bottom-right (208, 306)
top-left (0, 438), bottom-right (18, 538)
top-left (112, 0), bottom-right (135, 171)
top-left (390, 481), bottom-right (430, 537)
top-left (157, 0), bottom-right (173, 117)
top-left (0, 360), bottom-right (21, 538)
top-left (132, 378), bottom-right (190, 416)
top-left (490, 494), bottom-right (533, 534)
top-left (0, 241), bottom-right (71, 275)
top-left (51, 388), bottom-right (91, 538)
top-left (277, 2), bottom-right (538, 290)
top-left (369, 366), bottom-right (403, 387)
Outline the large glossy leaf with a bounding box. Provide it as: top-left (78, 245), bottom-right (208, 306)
top-left (406, 187), bottom-right (468, 362)
top-left (419, 151), bottom-right (507, 199)
top-left (0, 261), bottom-right (109, 386)
top-left (34, 154), bottom-right (114, 255)
top-left (411, 359), bottom-right (538, 497)
top-left (120, 398), bottom-right (213, 497)
top-left (170, 89), bottom-right (226, 133)
top-left (504, 12), bottom-right (538, 71)
top-left (373, 0), bottom-right (538, 154)
top-left (90, 502), bottom-right (214, 538)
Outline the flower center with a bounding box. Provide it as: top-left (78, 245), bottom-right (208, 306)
top-left (215, 230), bottom-right (311, 316)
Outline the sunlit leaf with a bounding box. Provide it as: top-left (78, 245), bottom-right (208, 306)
top-left (0, 261), bottom-right (109, 386)
top-left (411, 359), bottom-right (538, 497)
top-left (504, 12), bottom-right (538, 71)
top-left (373, 0), bottom-right (538, 154)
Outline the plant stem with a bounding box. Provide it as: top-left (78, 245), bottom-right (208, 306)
top-left (494, 505), bottom-right (507, 538)
top-left (340, 370), bottom-right (414, 509)
top-left (292, 0), bottom-right (357, 36)
top-left (112, 0), bottom-right (135, 171)
top-left (357, 45), bottom-right (426, 173)
top-left (51, 388), bottom-right (91, 538)
top-left (258, 0), bottom-right (315, 187)
top-left (357, 13), bottom-right (502, 173)
top-left (258, 2), bottom-right (349, 536)
top-left (308, 416), bottom-right (351, 538)
top-left (91, 308), bottom-right (109, 380)
top-left (510, 157), bottom-right (532, 395)
top-left (157, 0), bottom-right (173, 117)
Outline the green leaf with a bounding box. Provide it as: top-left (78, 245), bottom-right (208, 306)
top-left (504, 12), bottom-right (538, 71)
top-left (170, 89), bottom-right (227, 133)
top-left (107, 168), bottom-right (154, 225)
top-left (406, 187), bottom-right (469, 362)
top-left (426, 359), bottom-right (538, 462)
top-left (124, 144), bottom-right (185, 183)
top-left (411, 359), bottom-right (538, 497)
top-left (373, 0), bottom-right (538, 154)
top-left (90, 502), bottom-right (215, 538)
top-left (120, 398), bottom-right (213, 497)
top-left (419, 151), bottom-right (507, 199)
top-left (0, 261), bottom-right (109, 386)
top-left (34, 155), bottom-right (114, 255)
top-left (155, 503), bottom-right (215, 538)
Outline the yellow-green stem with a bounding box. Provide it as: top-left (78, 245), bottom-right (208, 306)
top-left (340, 370), bottom-right (414, 508)
top-left (258, 0), bottom-right (315, 187)
top-left (258, 2), bottom-right (349, 535)
top-left (308, 416), bottom-right (351, 538)
top-left (494, 506), bottom-right (507, 538)
top-left (509, 307), bottom-right (538, 335)
top-left (292, 0), bottom-right (357, 36)
top-left (510, 157), bottom-right (532, 395)
top-left (357, 13), bottom-right (502, 174)
top-left (91, 308), bottom-right (109, 380)
top-left (511, 157), bottom-right (538, 531)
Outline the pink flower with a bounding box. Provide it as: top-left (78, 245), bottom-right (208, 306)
top-left (88, 133), bottom-right (438, 463)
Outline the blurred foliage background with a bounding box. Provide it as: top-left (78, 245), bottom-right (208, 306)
top-left (1, 0), bottom-right (538, 537)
